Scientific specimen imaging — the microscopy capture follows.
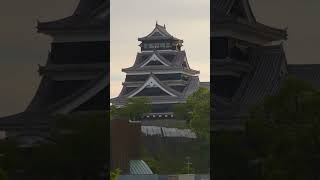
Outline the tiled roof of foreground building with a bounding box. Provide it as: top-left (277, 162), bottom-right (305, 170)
top-left (0, 0), bottom-right (109, 136)
top-left (213, 44), bottom-right (287, 121)
top-left (37, 0), bottom-right (109, 33)
top-left (212, 0), bottom-right (320, 130)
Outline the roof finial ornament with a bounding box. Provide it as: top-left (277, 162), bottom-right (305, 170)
top-left (164, 24), bottom-right (166, 29)
top-left (156, 20), bottom-right (158, 26)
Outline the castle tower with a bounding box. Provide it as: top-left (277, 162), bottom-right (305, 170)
top-left (212, 0), bottom-right (288, 129)
top-left (111, 24), bottom-right (200, 119)
top-left (28, 0), bottom-right (109, 114)
top-left (0, 0), bottom-right (109, 137)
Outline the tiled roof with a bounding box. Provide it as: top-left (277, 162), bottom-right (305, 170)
top-left (213, 0), bottom-right (236, 18)
top-left (129, 160), bottom-right (153, 175)
top-left (138, 24), bottom-right (182, 41)
top-left (212, 0), bottom-right (287, 41)
top-left (124, 73), bottom-right (183, 98)
top-left (73, 0), bottom-right (106, 16)
top-left (213, 0), bottom-right (256, 22)
top-left (112, 76), bottom-right (200, 106)
top-left (46, 73), bottom-right (108, 113)
top-left (124, 51), bottom-right (173, 70)
top-left (37, 0), bottom-right (108, 33)
top-left (130, 51), bottom-right (190, 69)
top-left (213, 44), bottom-right (287, 120)
top-left (239, 45), bottom-right (286, 108)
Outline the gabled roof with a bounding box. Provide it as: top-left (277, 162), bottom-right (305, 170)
top-left (126, 74), bottom-right (182, 98)
top-left (73, 0), bottom-right (106, 16)
top-left (111, 76), bottom-right (201, 106)
top-left (139, 51), bottom-right (172, 67)
top-left (123, 51), bottom-right (198, 74)
top-left (138, 23), bottom-right (182, 42)
top-left (37, 0), bottom-right (109, 34)
top-left (213, 0), bottom-right (256, 23)
top-left (212, 0), bottom-right (287, 41)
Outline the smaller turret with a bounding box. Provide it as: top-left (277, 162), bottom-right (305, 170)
top-left (138, 23), bottom-right (183, 52)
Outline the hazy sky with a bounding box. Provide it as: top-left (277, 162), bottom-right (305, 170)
top-left (0, 0), bottom-right (79, 116)
top-left (0, 0), bottom-right (320, 116)
top-left (110, 0), bottom-right (211, 98)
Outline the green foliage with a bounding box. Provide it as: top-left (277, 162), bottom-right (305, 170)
top-left (0, 112), bottom-right (108, 179)
top-left (173, 103), bottom-right (190, 121)
top-left (0, 139), bottom-right (24, 175)
top-left (174, 87), bottom-right (210, 140)
top-left (187, 88), bottom-right (210, 140)
top-left (213, 77), bottom-right (320, 180)
top-left (110, 169), bottom-right (121, 180)
top-left (0, 169), bottom-right (8, 180)
top-left (111, 97), bottom-right (152, 121)
top-left (246, 76), bottom-right (320, 179)
top-left (212, 132), bottom-right (257, 179)
top-left (140, 136), bottom-right (210, 174)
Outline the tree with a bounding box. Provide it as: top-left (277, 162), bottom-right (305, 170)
top-left (247, 76), bottom-right (320, 179)
top-left (111, 97), bottom-right (152, 121)
top-left (0, 169), bottom-right (7, 180)
top-left (172, 88), bottom-right (210, 173)
top-left (174, 87), bottom-right (210, 140)
top-left (110, 169), bottom-right (121, 180)
top-left (17, 112), bottom-right (108, 180)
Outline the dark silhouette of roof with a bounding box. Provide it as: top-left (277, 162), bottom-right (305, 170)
top-left (37, 0), bottom-right (109, 33)
top-left (0, 0), bottom-right (109, 135)
top-left (213, 44), bottom-right (287, 121)
top-left (212, 0), bottom-right (287, 41)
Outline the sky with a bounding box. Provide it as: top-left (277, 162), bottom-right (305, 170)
top-left (0, 0), bottom-right (320, 116)
top-left (110, 0), bottom-right (211, 98)
top-left (0, 0), bottom-right (79, 116)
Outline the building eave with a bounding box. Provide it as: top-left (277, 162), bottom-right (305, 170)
top-left (122, 67), bottom-right (200, 76)
top-left (212, 19), bottom-right (287, 41)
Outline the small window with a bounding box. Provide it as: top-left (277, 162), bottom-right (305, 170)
top-left (160, 43), bottom-right (165, 48)
top-left (166, 43), bottom-right (171, 48)
top-left (149, 44), bottom-right (154, 48)
top-left (143, 43), bottom-right (148, 49)
top-left (155, 43), bottom-right (160, 48)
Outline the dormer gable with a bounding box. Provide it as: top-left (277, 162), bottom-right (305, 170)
top-left (141, 53), bottom-right (170, 67)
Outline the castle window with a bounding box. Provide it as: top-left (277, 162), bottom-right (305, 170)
top-left (160, 43), bottom-right (165, 48)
